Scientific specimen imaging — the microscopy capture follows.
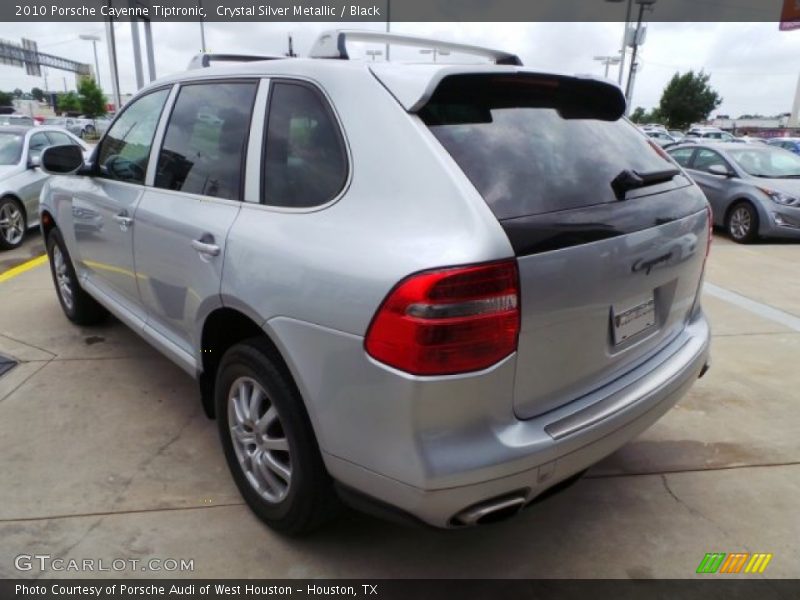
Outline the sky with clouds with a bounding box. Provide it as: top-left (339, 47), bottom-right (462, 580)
top-left (0, 20), bottom-right (797, 117)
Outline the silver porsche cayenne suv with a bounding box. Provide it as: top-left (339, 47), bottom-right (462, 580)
top-left (38, 31), bottom-right (711, 534)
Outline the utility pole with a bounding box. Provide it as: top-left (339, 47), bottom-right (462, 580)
top-left (605, 0), bottom-right (634, 86)
top-left (198, 0), bottom-right (206, 52)
top-left (130, 20), bottom-right (144, 90)
top-left (625, 0), bottom-right (656, 113)
top-left (104, 17), bottom-right (122, 111)
top-left (79, 34), bottom-right (101, 86)
top-left (385, 0), bottom-right (391, 61)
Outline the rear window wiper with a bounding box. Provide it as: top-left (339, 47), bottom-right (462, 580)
top-left (611, 167), bottom-right (680, 200)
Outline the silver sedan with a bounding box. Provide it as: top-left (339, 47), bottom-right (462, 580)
top-left (668, 142), bottom-right (800, 243)
top-left (0, 126), bottom-right (87, 250)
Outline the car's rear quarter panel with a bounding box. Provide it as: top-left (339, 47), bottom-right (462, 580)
top-left (220, 66), bottom-right (515, 480)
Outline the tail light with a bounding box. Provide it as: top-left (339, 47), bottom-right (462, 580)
top-left (365, 260), bottom-right (520, 376)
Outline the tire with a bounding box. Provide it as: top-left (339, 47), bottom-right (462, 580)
top-left (727, 201), bottom-right (759, 244)
top-left (0, 196), bottom-right (26, 250)
top-left (215, 337), bottom-right (338, 535)
top-left (46, 228), bottom-right (107, 325)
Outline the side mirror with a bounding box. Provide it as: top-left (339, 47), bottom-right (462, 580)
top-left (707, 164), bottom-right (732, 177)
top-left (40, 144), bottom-right (85, 175)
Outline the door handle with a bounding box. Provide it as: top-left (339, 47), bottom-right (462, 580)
top-left (191, 238), bottom-right (221, 257)
top-left (112, 212), bottom-right (133, 230)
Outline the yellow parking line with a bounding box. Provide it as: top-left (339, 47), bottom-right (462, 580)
top-left (0, 254), bottom-right (48, 283)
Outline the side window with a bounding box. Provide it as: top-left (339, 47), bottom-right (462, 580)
top-left (96, 88), bottom-right (170, 185)
top-left (154, 82), bottom-right (257, 200)
top-left (693, 149), bottom-right (730, 173)
top-left (46, 131), bottom-right (77, 147)
top-left (262, 82), bottom-right (348, 208)
top-left (28, 132), bottom-right (51, 159)
top-left (669, 147), bottom-right (694, 167)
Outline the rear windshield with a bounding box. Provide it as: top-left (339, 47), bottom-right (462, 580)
top-left (419, 75), bottom-right (674, 220)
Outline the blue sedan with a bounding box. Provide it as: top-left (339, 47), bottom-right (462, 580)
top-left (768, 137), bottom-right (800, 155)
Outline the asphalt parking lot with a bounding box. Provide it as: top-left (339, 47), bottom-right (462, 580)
top-left (0, 229), bottom-right (798, 579)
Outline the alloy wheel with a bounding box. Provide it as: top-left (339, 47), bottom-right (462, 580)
top-left (729, 206), bottom-right (751, 240)
top-left (228, 376), bottom-right (292, 504)
top-left (52, 245), bottom-right (74, 312)
top-left (0, 202), bottom-right (24, 246)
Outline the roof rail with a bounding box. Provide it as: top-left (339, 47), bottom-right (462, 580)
top-left (187, 53), bottom-right (284, 70)
top-left (309, 30), bottom-right (523, 66)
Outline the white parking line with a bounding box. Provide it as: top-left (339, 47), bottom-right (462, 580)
top-left (704, 282), bottom-right (800, 333)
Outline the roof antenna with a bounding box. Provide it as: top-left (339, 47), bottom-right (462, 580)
top-left (286, 33), bottom-right (296, 58)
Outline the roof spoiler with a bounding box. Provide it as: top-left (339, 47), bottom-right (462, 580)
top-left (309, 30), bottom-right (523, 66)
top-left (187, 53), bottom-right (284, 70)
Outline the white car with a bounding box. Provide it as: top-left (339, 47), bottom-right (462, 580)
top-left (0, 126), bottom-right (87, 250)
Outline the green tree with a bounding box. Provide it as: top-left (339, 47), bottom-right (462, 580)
top-left (630, 106), bottom-right (662, 125)
top-left (30, 87), bottom-right (44, 102)
top-left (57, 91), bottom-right (81, 114)
top-left (12, 88), bottom-right (23, 98)
top-left (77, 77), bottom-right (107, 119)
top-left (630, 107), bottom-right (647, 123)
top-left (657, 70), bottom-right (722, 129)
top-left (0, 91), bottom-right (13, 107)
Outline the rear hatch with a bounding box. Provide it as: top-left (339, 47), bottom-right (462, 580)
top-left (394, 69), bottom-right (710, 419)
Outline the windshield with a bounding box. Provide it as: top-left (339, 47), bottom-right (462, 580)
top-left (728, 147), bottom-right (800, 178)
top-left (43, 118), bottom-right (65, 125)
top-left (0, 132), bottom-right (23, 165)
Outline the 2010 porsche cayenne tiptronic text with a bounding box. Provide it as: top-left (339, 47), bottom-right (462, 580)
top-left (38, 30), bottom-right (711, 534)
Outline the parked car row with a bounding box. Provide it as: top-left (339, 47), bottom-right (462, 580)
top-left (0, 126), bottom-right (88, 249)
top-left (41, 116), bottom-right (112, 139)
top-left (640, 124), bottom-right (785, 150)
top-left (0, 113), bottom-right (112, 139)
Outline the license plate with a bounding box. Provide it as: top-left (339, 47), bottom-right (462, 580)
top-left (612, 295), bottom-right (656, 344)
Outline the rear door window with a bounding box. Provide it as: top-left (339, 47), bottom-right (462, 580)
top-left (693, 149), bottom-right (731, 173)
top-left (668, 147), bottom-right (695, 167)
top-left (419, 75), bottom-right (674, 220)
top-left (46, 131), bottom-right (78, 147)
top-left (262, 81), bottom-right (348, 208)
top-left (154, 81), bottom-right (257, 201)
top-left (28, 132), bottom-right (50, 159)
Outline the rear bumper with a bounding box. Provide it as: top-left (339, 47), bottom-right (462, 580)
top-left (324, 313), bottom-right (710, 528)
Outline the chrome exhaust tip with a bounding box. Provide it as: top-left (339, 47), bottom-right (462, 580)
top-left (451, 493), bottom-right (527, 527)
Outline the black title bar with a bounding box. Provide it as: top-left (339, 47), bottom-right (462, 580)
top-left (4, 0), bottom-right (794, 22)
top-left (3, 579), bottom-right (800, 600)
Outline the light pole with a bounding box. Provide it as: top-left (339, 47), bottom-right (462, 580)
top-left (605, 0), bottom-right (634, 86)
top-left (198, 0), bottom-right (207, 52)
top-left (625, 0), bottom-right (657, 112)
top-left (594, 55), bottom-right (621, 79)
top-left (79, 33), bottom-right (101, 86)
top-left (420, 48), bottom-right (450, 63)
top-left (385, 0), bottom-right (391, 61)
